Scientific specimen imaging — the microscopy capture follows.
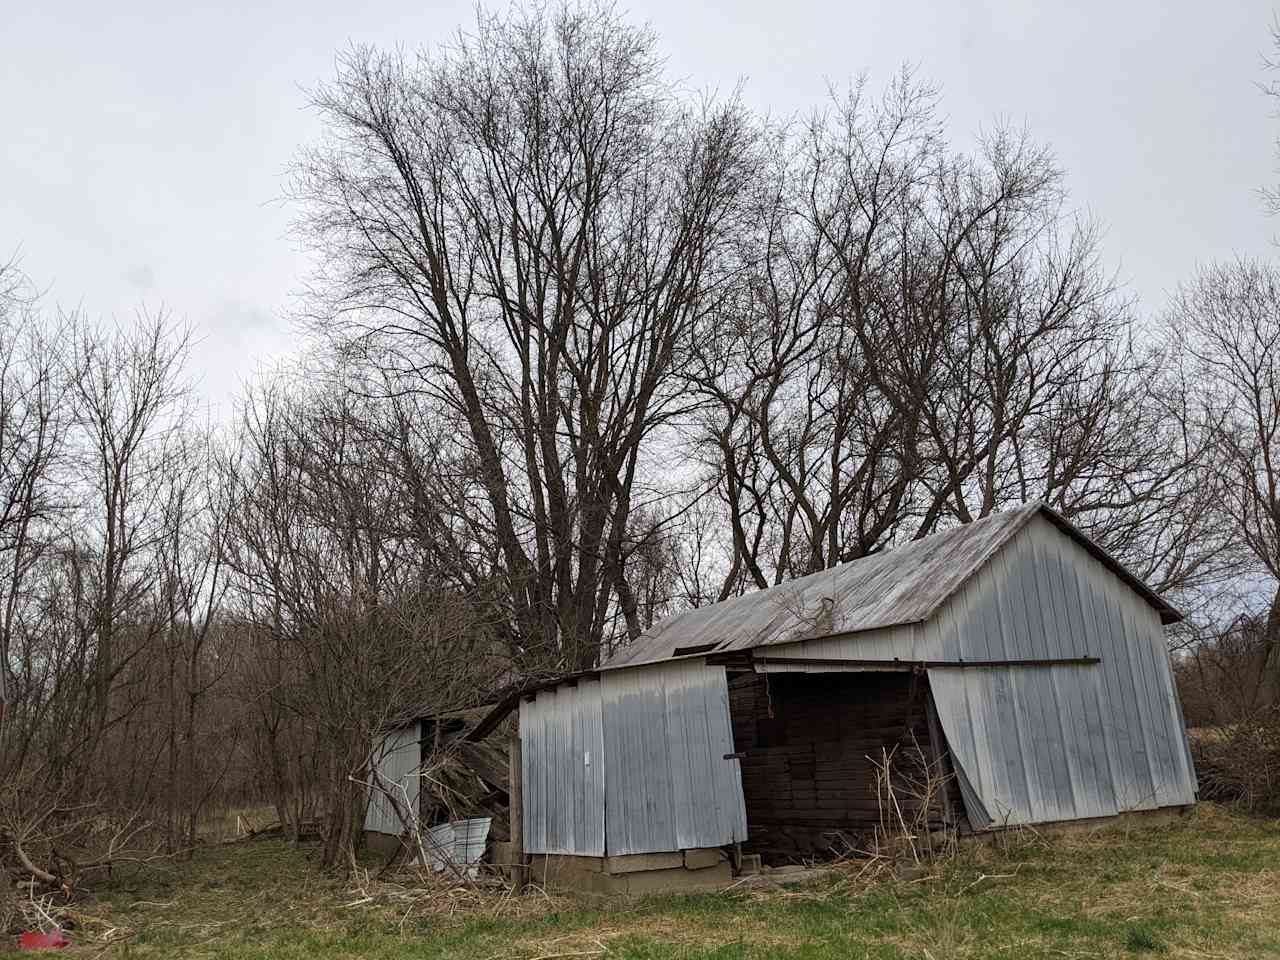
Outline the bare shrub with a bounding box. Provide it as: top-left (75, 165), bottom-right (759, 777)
top-left (1175, 614), bottom-right (1274, 727)
top-left (1176, 614), bottom-right (1280, 812)
top-left (1190, 707), bottom-right (1280, 813)
top-left (0, 871), bottom-right (15, 935)
top-left (869, 736), bottom-right (957, 867)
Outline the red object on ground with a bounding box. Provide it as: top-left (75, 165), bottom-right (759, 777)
top-left (17, 930), bottom-right (71, 950)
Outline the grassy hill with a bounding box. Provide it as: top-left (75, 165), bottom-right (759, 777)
top-left (4, 804), bottom-right (1278, 959)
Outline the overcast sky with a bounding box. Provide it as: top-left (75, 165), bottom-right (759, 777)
top-left (4, 0), bottom-right (1277, 416)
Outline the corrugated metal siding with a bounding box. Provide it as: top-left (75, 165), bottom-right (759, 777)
top-left (521, 509), bottom-right (1194, 845)
top-left (599, 665), bottom-right (677, 854)
top-left (601, 660), bottom-right (747, 855)
top-left (922, 516), bottom-right (1196, 828)
top-left (424, 818), bottom-right (493, 877)
top-left (519, 680), bottom-right (605, 856)
top-left (364, 722), bottom-right (422, 835)
top-left (930, 663), bottom-right (1109, 826)
top-left (519, 660), bottom-right (747, 857)
top-left (602, 504), bottom-right (1178, 672)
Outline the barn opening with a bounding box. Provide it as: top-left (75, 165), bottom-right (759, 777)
top-left (726, 668), bottom-right (960, 862)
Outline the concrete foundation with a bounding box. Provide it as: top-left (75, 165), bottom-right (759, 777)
top-left (530, 848), bottom-right (732, 894)
top-left (364, 830), bottom-right (407, 858)
top-left (489, 840), bottom-right (520, 880)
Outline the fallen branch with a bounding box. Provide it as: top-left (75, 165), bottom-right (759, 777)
top-left (527, 942), bottom-right (607, 960)
top-left (962, 871), bottom-right (1017, 892)
top-left (12, 835), bottom-right (58, 886)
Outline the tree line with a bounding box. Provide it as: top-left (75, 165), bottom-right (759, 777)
top-left (2, 3), bottom-right (1279, 891)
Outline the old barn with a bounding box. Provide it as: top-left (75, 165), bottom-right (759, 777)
top-left (384, 503), bottom-right (1198, 890)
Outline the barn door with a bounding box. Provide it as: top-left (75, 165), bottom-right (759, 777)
top-left (600, 660), bottom-right (747, 855)
top-left (519, 680), bottom-right (606, 856)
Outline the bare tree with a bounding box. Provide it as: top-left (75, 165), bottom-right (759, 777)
top-left (1169, 259), bottom-right (1280, 678)
top-left (66, 313), bottom-right (193, 761)
top-left (0, 262), bottom-right (73, 737)
top-left (692, 75), bottom-right (1225, 604)
top-left (0, 294), bottom-right (206, 903)
top-left (292, 4), bottom-right (756, 671)
top-left (0, 261), bottom-right (74, 929)
top-left (152, 427), bottom-right (233, 855)
top-left (690, 76), bottom-right (947, 588)
top-left (222, 376), bottom-right (495, 868)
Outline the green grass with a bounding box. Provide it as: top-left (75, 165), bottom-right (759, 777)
top-left (5, 804), bottom-right (1280, 959)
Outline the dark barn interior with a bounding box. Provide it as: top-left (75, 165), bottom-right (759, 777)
top-left (726, 670), bottom-right (962, 861)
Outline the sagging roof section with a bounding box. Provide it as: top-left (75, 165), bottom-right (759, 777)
top-left (602, 502), bottom-right (1182, 671)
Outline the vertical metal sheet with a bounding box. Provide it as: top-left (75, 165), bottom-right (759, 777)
top-left (363, 722), bottom-right (422, 835)
top-left (519, 681), bottom-right (605, 856)
top-left (927, 515), bottom-right (1197, 828)
top-left (602, 664), bottom-right (676, 855)
top-left (600, 660), bottom-right (747, 856)
top-left (518, 696), bottom-right (543, 854)
top-left (580, 681), bottom-right (607, 854)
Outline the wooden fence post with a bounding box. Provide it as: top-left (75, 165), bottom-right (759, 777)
top-left (508, 734), bottom-right (526, 892)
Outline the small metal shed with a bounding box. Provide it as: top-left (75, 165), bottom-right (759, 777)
top-left (362, 707), bottom-right (513, 855)
top-left (492, 503), bottom-right (1198, 866)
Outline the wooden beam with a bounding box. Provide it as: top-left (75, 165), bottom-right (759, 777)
top-left (746, 656), bottom-right (1100, 671)
top-left (924, 684), bottom-right (956, 827)
top-left (508, 734), bottom-right (526, 892)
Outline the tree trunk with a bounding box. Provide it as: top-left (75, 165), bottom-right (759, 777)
top-left (1265, 584), bottom-right (1280, 706)
top-left (0, 871), bottom-right (17, 935)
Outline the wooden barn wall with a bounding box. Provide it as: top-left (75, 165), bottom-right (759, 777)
top-left (518, 660), bottom-right (747, 857)
top-left (762, 516), bottom-right (1195, 829)
top-left (727, 672), bottom-right (955, 857)
top-left (364, 722), bottom-right (423, 835)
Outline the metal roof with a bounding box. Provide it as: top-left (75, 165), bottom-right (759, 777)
top-left (602, 502), bottom-right (1182, 671)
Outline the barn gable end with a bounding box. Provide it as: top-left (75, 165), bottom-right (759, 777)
top-left (759, 514), bottom-right (1197, 829)
top-left (924, 514), bottom-right (1197, 827)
